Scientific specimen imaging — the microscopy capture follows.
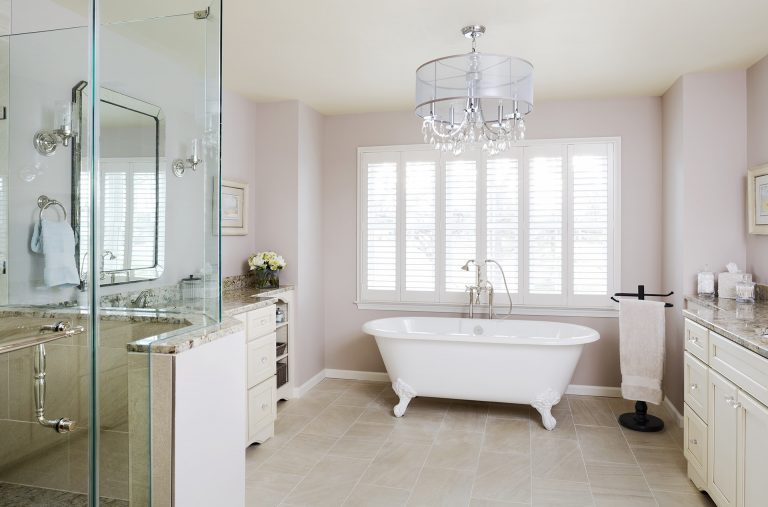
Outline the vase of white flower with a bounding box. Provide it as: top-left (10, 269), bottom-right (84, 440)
top-left (248, 251), bottom-right (286, 289)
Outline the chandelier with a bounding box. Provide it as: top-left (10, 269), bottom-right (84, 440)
top-left (415, 25), bottom-right (534, 156)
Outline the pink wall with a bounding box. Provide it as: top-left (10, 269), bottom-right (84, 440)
top-left (295, 103), bottom-right (326, 384)
top-left (747, 55), bottom-right (768, 280)
top-left (661, 71), bottom-right (748, 410)
top-left (221, 90), bottom-right (259, 277)
top-left (322, 98), bottom-right (663, 388)
top-left (251, 102), bottom-right (300, 284)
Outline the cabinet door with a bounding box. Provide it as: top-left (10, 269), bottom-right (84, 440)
top-left (708, 370), bottom-right (739, 507)
top-left (737, 391), bottom-right (768, 507)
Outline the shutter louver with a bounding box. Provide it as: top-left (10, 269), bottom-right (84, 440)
top-left (405, 157), bottom-right (437, 294)
top-left (130, 162), bottom-right (157, 269)
top-left (486, 155), bottom-right (520, 295)
top-left (572, 144), bottom-right (610, 296)
top-left (102, 169), bottom-right (127, 272)
top-left (528, 148), bottom-right (564, 295)
top-left (445, 158), bottom-right (477, 293)
top-left (365, 157), bottom-right (398, 292)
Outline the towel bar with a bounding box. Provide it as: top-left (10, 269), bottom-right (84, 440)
top-left (37, 195), bottom-right (67, 221)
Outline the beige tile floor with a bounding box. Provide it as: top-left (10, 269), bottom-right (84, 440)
top-left (246, 379), bottom-right (715, 507)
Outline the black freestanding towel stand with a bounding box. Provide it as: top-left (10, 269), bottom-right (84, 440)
top-left (611, 285), bottom-right (673, 432)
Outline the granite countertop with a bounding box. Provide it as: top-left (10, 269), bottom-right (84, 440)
top-left (221, 285), bottom-right (294, 317)
top-left (126, 316), bottom-right (244, 354)
top-left (0, 284), bottom-right (295, 355)
top-left (684, 295), bottom-right (768, 359)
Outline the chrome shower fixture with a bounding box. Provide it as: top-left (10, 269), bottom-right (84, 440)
top-left (33, 101), bottom-right (75, 156)
top-left (172, 138), bottom-right (202, 177)
top-left (34, 342), bottom-right (77, 433)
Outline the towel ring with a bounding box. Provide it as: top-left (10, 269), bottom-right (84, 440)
top-left (37, 195), bottom-right (67, 221)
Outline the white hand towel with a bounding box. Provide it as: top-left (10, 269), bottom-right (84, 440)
top-left (30, 218), bottom-right (80, 287)
top-left (619, 299), bottom-right (665, 405)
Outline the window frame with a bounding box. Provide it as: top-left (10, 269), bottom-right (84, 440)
top-left (356, 137), bottom-right (622, 318)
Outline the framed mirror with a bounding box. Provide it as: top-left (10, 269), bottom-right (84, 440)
top-left (73, 84), bottom-right (166, 286)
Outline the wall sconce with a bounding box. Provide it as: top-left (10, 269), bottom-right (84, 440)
top-left (33, 101), bottom-right (75, 156)
top-left (172, 138), bottom-right (202, 177)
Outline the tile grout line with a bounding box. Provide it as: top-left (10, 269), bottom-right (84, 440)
top-left (609, 400), bottom-right (661, 507)
top-left (401, 399), bottom-right (450, 506)
top-left (338, 386), bottom-right (400, 506)
top-left (566, 395), bottom-right (597, 507)
top-left (467, 402), bottom-right (493, 503)
top-left (271, 383), bottom-right (354, 506)
top-left (278, 382), bottom-right (387, 506)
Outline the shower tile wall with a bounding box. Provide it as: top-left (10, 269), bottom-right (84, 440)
top-left (0, 321), bottom-right (182, 501)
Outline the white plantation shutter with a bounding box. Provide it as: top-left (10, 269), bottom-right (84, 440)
top-left (570, 143), bottom-right (613, 303)
top-left (404, 152), bottom-right (438, 298)
top-left (361, 152), bottom-right (399, 300)
top-left (486, 152), bottom-right (521, 299)
top-left (130, 162), bottom-right (157, 269)
top-left (99, 158), bottom-right (164, 277)
top-left (358, 140), bottom-right (618, 310)
top-left (102, 168), bottom-right (127, 271)
top-left (527, 145), bottom-right (565, 303)
top-left (444, 157), bottom-right (478, 297)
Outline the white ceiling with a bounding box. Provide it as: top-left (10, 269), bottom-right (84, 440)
top-left (222, 0), bottom-right (768, 115)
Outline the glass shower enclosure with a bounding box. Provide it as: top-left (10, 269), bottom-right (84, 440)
top-left (0, 0), bottom-right (221, 504)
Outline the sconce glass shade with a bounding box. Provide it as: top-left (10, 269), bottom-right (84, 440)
top-left (54, 101), bottom-right (72, 132)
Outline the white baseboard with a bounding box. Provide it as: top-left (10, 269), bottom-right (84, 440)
top-left (313, 370), bottom-right (625, 399)
top-left (325, 369), bottom-right (390, 382)
top-left (663, 395), bottom-right (684, 428)
top-left (294, 369), bottom-right (327, 398)
top-left (565, 385), bottom-right (622, 397)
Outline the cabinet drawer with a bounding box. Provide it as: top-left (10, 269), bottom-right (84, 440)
top-left (684, 403), bottom-right (707, 481)
top-left (709, 332), bottom-right (768, 408)
top-left (684, 318), bottom-right (709, 362)
top-left (247, 305), bottom-right (276, 340)
top-left (684, 352), bottom-right (708, 422)
top-left (247, 333), bottom-right (276, 388)
top-left (248, 379), bottom-right (276, 437)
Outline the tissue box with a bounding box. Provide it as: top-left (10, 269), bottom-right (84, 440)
top-left (718, 272), bottom-right (752, 299)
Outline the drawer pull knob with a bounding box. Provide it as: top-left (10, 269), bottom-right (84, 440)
top-left (688, 336), bottom-right (699, 343)
top-left (261, 356), bottom-right (268, 364)
top-left (689, 438), bottom-right (698, 445)
top-left (690, 383), bottom-right (698, 391)
top-left (725, 396), bottom-right (742, 409)
top-left (261, 403), bottom-right (268, 410)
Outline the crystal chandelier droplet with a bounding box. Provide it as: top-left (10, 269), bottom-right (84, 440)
top-left (415, 25), bottom-right (534, 155)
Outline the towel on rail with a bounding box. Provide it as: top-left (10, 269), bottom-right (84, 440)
top-left (31, 218), bottom-right (80, 287)
top-left (619, 299), bottom-right (665, 405)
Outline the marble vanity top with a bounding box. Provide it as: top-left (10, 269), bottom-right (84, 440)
top-left (684, 295), bottom-right (768, 359)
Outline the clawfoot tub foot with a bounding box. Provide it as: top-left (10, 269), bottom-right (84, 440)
top-left (531, 389), bottom-right (562, 431)
top-left (392, 379), bottom-right (417, 417)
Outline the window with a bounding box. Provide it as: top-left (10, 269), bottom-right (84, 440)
top-left (79, 157), bottom-right (166, 279)
top-left (357, 139), bottom-right (619, 312)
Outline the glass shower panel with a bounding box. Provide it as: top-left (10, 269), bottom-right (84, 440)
top-left (96, 2), bottom-right (221, 504)
top-left (0, 12), bottom-right (95, 505)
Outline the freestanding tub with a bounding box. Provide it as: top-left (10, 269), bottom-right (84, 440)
top-left (363, 317), bottom-right (600, 430)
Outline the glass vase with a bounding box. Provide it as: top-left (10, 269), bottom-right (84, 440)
top-left (252, 269), bottom-right (280, 289)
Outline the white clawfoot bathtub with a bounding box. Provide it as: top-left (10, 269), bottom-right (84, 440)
top-left (363, 317), bottom-right (599, 430)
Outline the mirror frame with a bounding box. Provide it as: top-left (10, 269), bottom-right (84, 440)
top-left (72, 83), bottom-right (166, 286)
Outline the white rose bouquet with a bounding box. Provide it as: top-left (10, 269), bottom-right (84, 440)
top-left (248, 251), bottom-right (286, 288)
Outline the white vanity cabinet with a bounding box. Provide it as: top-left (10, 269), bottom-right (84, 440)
top-left (683, 318), bottom-right (768, 507)
top-left (234, 304), bottom-right (277, 446)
